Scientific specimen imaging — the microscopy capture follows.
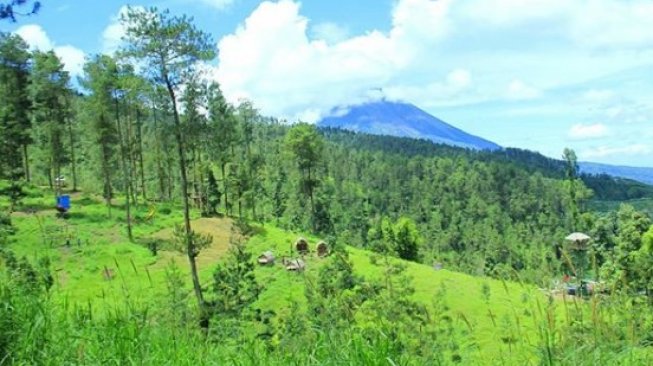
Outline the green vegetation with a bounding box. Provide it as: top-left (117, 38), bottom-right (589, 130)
top-left (590, 198), bottom-right (653, 217)
top-left (2, 6), bottom-right (653, 365)
top-left (3, 190), bottom-right (653, 364)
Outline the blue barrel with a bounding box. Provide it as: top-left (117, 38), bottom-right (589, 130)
top-left (57, 195), bottom-right (71, 211)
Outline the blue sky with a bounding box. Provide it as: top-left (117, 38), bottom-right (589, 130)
top-left (3, 0), bottom-right (653, 167)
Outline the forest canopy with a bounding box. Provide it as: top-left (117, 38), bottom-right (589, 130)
top-left (1, 6), bottom-right (653, 365)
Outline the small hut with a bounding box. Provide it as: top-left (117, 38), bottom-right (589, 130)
top-left (565, 232), bottom-right (591, 251)
top-left (258, 251), bottom-right (275, 265)
top-left (295, 237), bottom-right (309, 254)
top-left (565, 232), bottom-right (591, 279)
top-left (316, 241), bottom-right (329, 257)
top-left (55, 175), bottom-right (67, 188)
top-left (284, 258), bottom-right (305, 271)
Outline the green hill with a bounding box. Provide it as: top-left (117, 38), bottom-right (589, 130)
top-left (10, 192), bottom-right (545, 359)
top-left (4, 189), bottom-right (631, 365)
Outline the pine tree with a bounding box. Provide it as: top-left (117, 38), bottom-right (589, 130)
top-left (121, 6), bottom-right (216, 315)
top-left (0, 32), bottom-right (31, 182)
top-left (28, 50), bottom-right (71, 194)
top-left (205, 168), bottom-right (220, 216)
top-left (284, 123), bottom-right (324, 231)
top-left (207, 83), bottom-right (237, 216)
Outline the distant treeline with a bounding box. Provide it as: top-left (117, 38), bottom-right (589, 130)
top-left (320, 128), bottom-right (653, 201)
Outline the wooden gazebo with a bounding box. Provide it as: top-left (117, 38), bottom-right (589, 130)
top-left (565, 232), bottom-right (591, 251)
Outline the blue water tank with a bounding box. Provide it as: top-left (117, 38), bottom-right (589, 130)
top-left (57, 195), bottom-right (71, 210)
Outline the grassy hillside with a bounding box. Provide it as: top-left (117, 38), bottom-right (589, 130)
top-left (5, 188), bottom-right (653, 364)
top-left (4, 188), bottom-right (552, 363)
top-left (247, 225), bottom-right (548, 358)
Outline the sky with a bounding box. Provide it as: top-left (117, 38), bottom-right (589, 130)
top-left (2, 0), bottom-right (653, 167)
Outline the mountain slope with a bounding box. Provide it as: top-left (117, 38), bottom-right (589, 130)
top-left (8, 190), bottom-right (543, 363)
top-left (579, 162), bottom-right (653, 186)
top-left (319, 100), bottom-right (653, 186)
top-left (319, 100), bottom-right (501, 150)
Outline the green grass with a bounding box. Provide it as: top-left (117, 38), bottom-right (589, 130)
top-left (245, 225), bottom-right (546, 363)
top-left (7, 187), bottom-right (647, 364)
top-left (7, 191), bottom-right (199, 310)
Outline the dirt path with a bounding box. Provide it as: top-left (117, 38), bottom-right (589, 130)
top-left (149, 217), bottom-right (234, 270)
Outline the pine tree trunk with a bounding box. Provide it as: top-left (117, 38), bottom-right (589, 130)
top-left (54, 163), bottom-right (61, 197)
top-left (165, 76), bottom-right (205, 309)
top-left (22, 144), bottom-right (30, 182)
top-left (167, 155), bottom-right (174, 200)
top-left (115, 98), bottom-right (133, 242)
top-left (136, 109), bottom-right (147, 200)
top-left (125, 107), bottom-right (138, 207)
top-left (191, 147), bottom-right (199, 210)
top-left (198, 151), bottom-right (205, 214)
top-left (221, 162), bottom-right (228, 216)
top-left (308, 167), bottom-right (316, 231)
top-left (47, 161), bottom-right (53, 190)
top-left (67, 117), bottom-right (78, 192)
top-left (238, 185), bottom-right (242, 220)
top-left (153, 106), bottom-right (166, 201)
top-left (100, 114), bottom-right (113, 218)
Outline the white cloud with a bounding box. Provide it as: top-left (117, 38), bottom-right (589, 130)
top-left (461, 0), bottom-right (573, 27)
top-left (568, 123), bottom-right (610, 140)
top-left (447, 68), bottom-right (472, 89)
top-left (14, 24), bottom-right (52, 50)
top-left (580, 89), bottom-right (615, 103)
top-left (213, 0), bottom-right (453, 121)
top-left (311, 22), bottom-right (349, 44)
top-left (581, 144), bottom-right (652, 159)
top-left (54, 45), bottom-right (85, 77)
top-left (506, 79), bottom-right (541, 100)
top-left (14, 24), bottom-right (85, 77)
top-left (102, 5), bottom-right (146, 55)
top-left (461, 0), bottom-right (653, 50)
top-left (197, 0), bottom-right (236, 10)
top-left (210, 0), bottom-right (653, 140)
top-left (102, 15), bottom-right (125, 54)
top-left (569, 1), bottom-right (653, 50)
top-left (384, 68), bottom-right (477, 108)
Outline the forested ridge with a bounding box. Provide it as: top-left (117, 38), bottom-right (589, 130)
top-left (321, 127), bottom-right (653, 201)
top-left (2, 6), bottom-right (653, 365)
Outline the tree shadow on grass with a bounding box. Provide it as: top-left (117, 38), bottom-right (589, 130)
top-left (66, 211), bottom-right (109, 224)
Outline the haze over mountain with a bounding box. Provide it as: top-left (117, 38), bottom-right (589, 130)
top-left (319, 99), bottom-right (653, 186)
top-left (579, 162), bottom-right (653, 186)
top-left (318, 100), bottom-right (501, 151)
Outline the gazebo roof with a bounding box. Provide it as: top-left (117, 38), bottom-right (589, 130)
top-left (565, 232), bottom-right (591, 242)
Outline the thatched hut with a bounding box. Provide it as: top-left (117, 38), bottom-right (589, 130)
top-left (316, 241), bottom-right (329, 257)
top-left (258, 251), bottom-right (275, 265)
top-left (565, 232), bottom-right (591, 251)
top-left (283, 258), bottom-right (305, 271)
top-left (295, 237), bottom-right (309, 254)
top-left (565, 232), bottom-right (591, 279)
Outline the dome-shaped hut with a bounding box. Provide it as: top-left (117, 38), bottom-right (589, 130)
top-left (295, 237), bottom-right (309, 254)
top-left (316, 241), bottom-right (329, 257)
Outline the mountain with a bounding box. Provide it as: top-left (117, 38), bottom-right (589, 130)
top-left (579, 162), bottom-right (653, 186)
top-left (319, 100), bottom-right (653, 187)
top-left (318, 100), bottom-right (501, 150)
